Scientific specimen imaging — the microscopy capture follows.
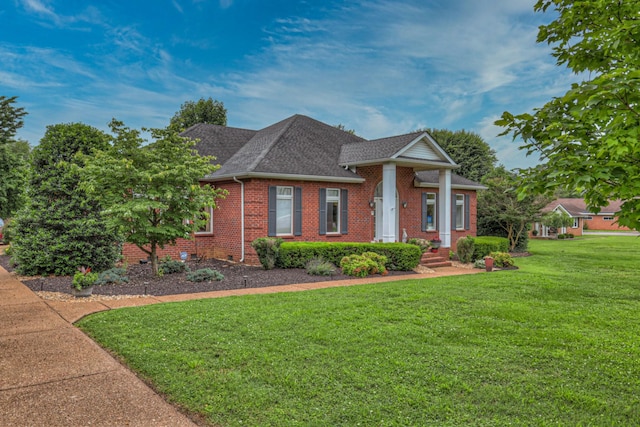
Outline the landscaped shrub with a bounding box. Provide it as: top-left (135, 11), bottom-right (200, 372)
top-left (472, 236), bottom-right (509, 261)
top-left (558, 233), bottom-right (566, 240)
top-left (567, 233), bottom-right (574, 239)
top-left (186, 268), bottom-right (224, 282)
top-left (251, 237), bottom-right (283, 270)
top-left (340, 252), bottom-right (388, 278)
top-left (159, 259), bottom-right (190, 275)
top-left (489, 251), bottom-right (514, 268)
top-left (456, 236), bottom-right (475, 263)
top-left (95, 267), bottom-right (129, 285)
top-left (407, 238), bottom-right (431, 253)
top-left (305, 257), bottom-right (337, 276)
top-left (277, 242), bottom-right (420, 271)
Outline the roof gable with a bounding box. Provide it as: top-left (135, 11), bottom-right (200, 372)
top-left (339, 132), bottom-right (457, 168)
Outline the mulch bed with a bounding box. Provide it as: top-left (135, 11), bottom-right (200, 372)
top-left (0, 254), bottom-right (416, 297)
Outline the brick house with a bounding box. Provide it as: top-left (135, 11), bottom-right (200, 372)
top-left (532, 198), bottom-right (631, 237)
top-left (123, 115), bottom-right (485, 265)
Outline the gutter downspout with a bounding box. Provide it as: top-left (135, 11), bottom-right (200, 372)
top-left (233, 177), bottom-right (245, 262)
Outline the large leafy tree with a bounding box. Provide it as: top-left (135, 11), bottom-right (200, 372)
top-left (11, 123), bottom-right (122, 275)
top-left (82, 120), bottom-right (227, 275)
top-left (496, 0), bottom-right (640, 230)
top-left (423, 128), bottom-right (497, 182)
top-left (0, 96), bottom-right (28, 219)
top-left (477, 167), bottom-right (550, 251)
top-left (169, 97), bottom-right (227, 131)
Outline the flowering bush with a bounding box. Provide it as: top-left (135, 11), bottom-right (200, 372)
top-left (340, 252), bottom-right (388, 278)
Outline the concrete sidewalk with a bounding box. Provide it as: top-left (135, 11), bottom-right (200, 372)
top-left (0, 267), bottom-right (197, 426)
top-left (1, 265), bottom-right (480, 426)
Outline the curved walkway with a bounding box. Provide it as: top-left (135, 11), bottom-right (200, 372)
top-left (0, 265), bottom-right (480, 426)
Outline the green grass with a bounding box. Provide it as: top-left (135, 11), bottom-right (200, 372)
top-left (78, 236), bottom-right (640, 426)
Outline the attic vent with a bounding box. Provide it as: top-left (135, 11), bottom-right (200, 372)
top-left (403, 142), bottom-right (439, 160)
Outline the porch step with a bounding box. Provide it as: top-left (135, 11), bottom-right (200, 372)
top-left (420, 252), bottom-right (452, 268)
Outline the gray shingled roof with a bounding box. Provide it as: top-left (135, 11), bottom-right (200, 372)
top-left (183, 114), bottom-right (482, 186)
top-left (339, 132), bottom-right (424, 165)
top-left (415, 170), bottom-right (485, 189)
top-left (188, 115), bottom-right (365, 180)
top-left (182, 123), bottom-right (257, 165)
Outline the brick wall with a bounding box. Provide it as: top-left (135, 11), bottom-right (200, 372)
top-left (584, 215), bottom-right (631, 231)
top-left (122, 167), bottom-right (480, 264)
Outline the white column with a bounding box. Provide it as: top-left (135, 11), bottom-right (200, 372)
top-left (438, 169), bottom-right (452, 247)
top-left (382, 163), bottom-right (396, 242)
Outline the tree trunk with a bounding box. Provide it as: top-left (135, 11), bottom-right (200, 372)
top-left (150, 243), bottom-right (159, 276)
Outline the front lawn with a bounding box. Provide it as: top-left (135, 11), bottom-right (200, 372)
top-left (78, 236), bottom-right (640, 426)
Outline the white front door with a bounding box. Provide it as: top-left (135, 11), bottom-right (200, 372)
top-left (373, 195), bottom-right (399, 241)
top-left (374, 197), bottom-right (384, 241)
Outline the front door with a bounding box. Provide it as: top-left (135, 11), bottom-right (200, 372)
top-left (373, 184), bottom-right (399, 241)
top-left (374, 197), bottom-right (384, 241)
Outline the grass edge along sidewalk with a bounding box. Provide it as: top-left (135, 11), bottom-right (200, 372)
top-left (78, 236), bottom-right (640, 426)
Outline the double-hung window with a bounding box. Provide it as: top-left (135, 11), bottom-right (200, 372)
top-left (276, 186), bottom-right (294, 235)
top-left (268, 186), bottom-right (302, 237)
top-left (325, 189), bottom-right (340, 234)
top-left (425, 193), bottom-right (436, 231)
top-left (319, 188), bottom-right (348, 235)
top-left (455, 194), bottom-right (465, 229)
top-left (195, 206), bottom-right (213, 235)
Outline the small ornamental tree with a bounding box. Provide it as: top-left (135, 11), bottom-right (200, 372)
top-left (11, 123), bottom-right (122, 275)
top-left (81, 120), bottom-right (226, 275)
top-left (542, 211), bottom-right (574, 233)
top-left (477, 167), bottom-right (550, 251)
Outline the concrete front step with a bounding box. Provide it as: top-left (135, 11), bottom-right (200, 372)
top-left (420, 253), bottom-right (453, 268)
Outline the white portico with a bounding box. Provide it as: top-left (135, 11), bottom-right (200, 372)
top-left (339, 132), bottom-right (459, 248)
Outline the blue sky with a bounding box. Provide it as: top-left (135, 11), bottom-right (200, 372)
top-left (1, 0), bottom-right (578, 170)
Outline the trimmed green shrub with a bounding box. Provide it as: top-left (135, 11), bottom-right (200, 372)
top-left (340, 252), bottom-right (388, 278)
top-left (95, 267), bottom-right (129, 285)
top-left (251, 237), bottom-right (283, 270)
top-left (472, 236), bottom-right (509, 261)
top-left (305, 257), bottom-right (337, 276)
top-left (186, 268), bottom-right (224, 282)
top-left (159, 259), bottom-right (190, 275)
top-left (456, 236), bottom-right (475, 263)
top-left (277, 242), bottom-right (420, 271)
top-left (558, 234), bottom-right (566, 239)
top-left (489, 251), bottom-right (514, 268)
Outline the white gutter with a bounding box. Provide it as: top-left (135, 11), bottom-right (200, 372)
top-left (232, 176), bottom-right (245, 262)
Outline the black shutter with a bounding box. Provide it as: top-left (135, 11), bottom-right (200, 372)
top-left (319, 188), bottom-right (327, 235)
top-left (341, 189), bottom-right (349, 234)
top-left (294, 187), bottom-right (302, 236)
top-left (268, 186), bottom-right (277, 236)
top-left (421, 193), bottom-right (427, 232)
top-left (464, 194), bottom-right (470, 230)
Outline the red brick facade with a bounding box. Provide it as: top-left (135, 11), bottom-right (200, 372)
top-left (122, 165), bottom-right (479, 265)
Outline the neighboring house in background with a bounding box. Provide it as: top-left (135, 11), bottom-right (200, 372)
top-left (532, 198), bottom-right (631, 237)
top-left (122, 115), bottom-right (485, 265)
